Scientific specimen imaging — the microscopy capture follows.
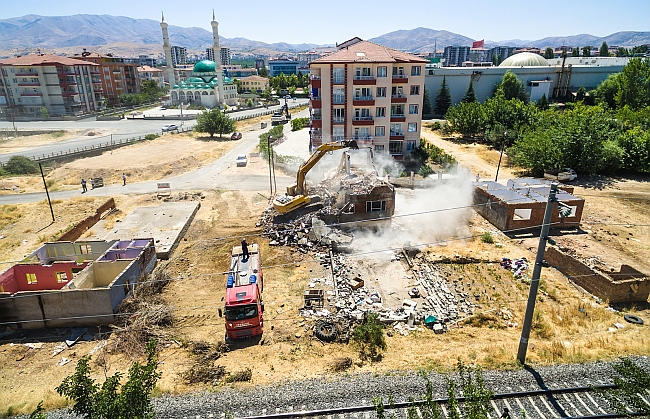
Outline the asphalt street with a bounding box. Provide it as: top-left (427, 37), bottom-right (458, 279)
top-left (0, 99), bottom-right (308, 163)
top-left (0, 107), bottom-right (311, 205)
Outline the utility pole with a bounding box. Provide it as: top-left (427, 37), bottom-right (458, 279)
top-left (517, 183), bottom-right (558, 365)
top-left (495, 131), bottom-right (507, 182)
top-left (39, 163), bottom-right (55, 223)
top-left (267, 135), bottom-right (274, 196)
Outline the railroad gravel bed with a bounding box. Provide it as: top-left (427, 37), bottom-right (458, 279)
top-left (25, 357), bottom-right (649, 418)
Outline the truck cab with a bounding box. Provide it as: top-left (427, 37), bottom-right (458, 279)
top-left (224, 244), bottom-right (264, 340)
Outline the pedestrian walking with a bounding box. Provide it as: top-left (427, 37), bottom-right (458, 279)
top-left (122, 173), bottom-right (126, 186)
top-left (81, 179), bottom-right (87, 193)
top-left (90, 178), bottom-right (95, 190)
top-left (241, 238), bottom-right (249, 259)
top-left (476, 173), bottom-right (480, 182)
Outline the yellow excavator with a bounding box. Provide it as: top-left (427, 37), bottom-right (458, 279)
top-left (273, 140), bottom-right (358, 214)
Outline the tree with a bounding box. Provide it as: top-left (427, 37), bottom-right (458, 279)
top-left (56, 339), bottom-right (160, 419)
top-left (616, 47), bottom-right (629, 57)
top-left (543, 47), bottom-right (554, 59)
top-left (462, 80), bottom-right (477, 103)
top-left (575, 86), bottom-right (586, 102)
top-left (4, 155), bottom-right (39, 175)
top-left (140, 79), bottom-right (165, 101)
top-left (434, 76), bottom-right (452, 116)
top-left (537, 94), bottom-right (549, 110)
top-left (422, 86), bottom-right (433, 115)
top-left (582, 46), bottom-right (592, 57)
top-left (615, 57), bottom-right (650, 110)
top-left (495, 70), bottom-right (528, 102)
top-left (445, 102), bottom-right (486, 137)
top-left (257, 66), bottom-right (268, 77)
top-left (592, 74), bottom-right (620, 109)
top-left (571, 47), bottom-right (580, 57)
top-left (599, 41), bottom-right (610, 57)
top-left (492, 54), bottom-right (501, 66)
top-left (194, 108), bottom-right (236, 138)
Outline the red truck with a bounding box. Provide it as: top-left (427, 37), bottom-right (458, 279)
top-left (223, 243), bottom-right (264, 340)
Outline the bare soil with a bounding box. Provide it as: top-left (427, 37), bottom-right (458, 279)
top-left (1, 127), bottom-right (649, 415)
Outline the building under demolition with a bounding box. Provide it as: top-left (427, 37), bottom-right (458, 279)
top-left (473, 178), bottom-right (584, 233)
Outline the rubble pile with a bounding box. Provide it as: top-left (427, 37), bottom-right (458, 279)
top-left (259, 211), bottom-right (354, 252)
top-left (500, 257), bottom-right (529, 280)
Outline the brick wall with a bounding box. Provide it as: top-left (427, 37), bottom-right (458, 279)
top-left (57, 198), bottom-right (115, 242)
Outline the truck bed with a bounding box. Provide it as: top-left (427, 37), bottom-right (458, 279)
top-left (230, 244), bottom-right (260, 288)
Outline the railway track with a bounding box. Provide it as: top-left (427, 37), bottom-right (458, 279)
top-left (171, 384), bottom-right (648, 419)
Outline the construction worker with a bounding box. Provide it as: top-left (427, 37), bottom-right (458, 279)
top-left (241, 238), bottom-right (249, 259)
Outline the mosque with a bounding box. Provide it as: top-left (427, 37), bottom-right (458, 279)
top-left (161, 12), bottom-right (239, 108)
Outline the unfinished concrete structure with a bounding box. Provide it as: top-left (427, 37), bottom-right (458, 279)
top-left (0, 239), bottom-right (156, 329)
top-left (473, 178), bottom-right (584, 233)
top-left (545, 247), bottom-right (650, 303)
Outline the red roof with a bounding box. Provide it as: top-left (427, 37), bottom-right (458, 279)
top-left (0, 54), bottom-right (98, 66)
top-left (311, 39), bottom-right (428, 64)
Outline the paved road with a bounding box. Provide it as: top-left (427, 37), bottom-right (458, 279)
top-left (0, 108), bottom-right (314, 205)
top-left (0, 99), bottom-right (308, 163)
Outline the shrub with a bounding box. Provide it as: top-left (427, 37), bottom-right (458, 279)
top-left (480, 232), bottom-right (494, 244)
top-left (352, 313), bottom-right (386, 362)
top-left (4, 156), bottom-right (39, 175)
top-left (144, 133), bottom-right (159, 141)
top-left (291, 117), bottom-right (310, 131)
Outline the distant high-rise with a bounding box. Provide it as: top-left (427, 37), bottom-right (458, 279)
top-left (443, 46), bottom-right (470, 67)
top-left (171, 46), bottom-right (187, 67)
top-left (206, 47), bottom-right (231, 66)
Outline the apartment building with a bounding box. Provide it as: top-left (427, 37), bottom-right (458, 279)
top-left (73, 51), bottom-right (140, 105)
top-left (308, 38), bottom-right (427, 159)
top-left (0, 54), bottom-right (103, 117)
top-left (136, 65), bottom-right (165, 89)
top-left (206, 47), bottom-right (231, 66)
top-left (171, 46), bottom-right (187, 66)
top-left (238, 75), bottom-right (269, 93)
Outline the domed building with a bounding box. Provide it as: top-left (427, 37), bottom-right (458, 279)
top-left (170, 59), bottom-right (238, 108)
top-left (499, 52), bottom-right (550, 67)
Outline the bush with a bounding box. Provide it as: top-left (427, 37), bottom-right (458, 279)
top-left (291, 117), bottom-right (310, 131)
top-left (144, 134), bottom-right (159, 141)
top-left (480, 232), bottom-right (494, 244)
top-left (419, 164), bottom-right (434, 178)
top-left (352, 313), bottom-right (386, 362)
top-left (4, 156), bottom-right (39, 175)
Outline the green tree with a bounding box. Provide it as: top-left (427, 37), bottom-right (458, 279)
top-left (492, 54), bottom-right (501, 66)
top-left (422, 86), bottom-right (433, 115)
top-left (543, 47), bottom-right (554, 59)
top-left (592, 74), bottom-right (620, 108)
top-left (245, 98), bottom-right (254, 107)
top-left (615, 57), bottom-right (650, 110)
top-left (575, 86), bottom-right (586, 102)
top-left (194, 108), bottom-right (236, 138)
top-left (618, 126), bottom-right (650, 172)
top-left (616, 47), bottom-right (629, 57)
top-left (571, 47), bottom-right (580, 57)
top-left (434, 76), bottom-right (452, 116)
top-left (495, 70), bottom-right (528, 102)
top-left (56, 339), bottom-right (160, 419)
top-left (537, 94), bottom-right (549, 110)
top-left (4, 155), bottom-right (39, 175)
top-left (582, 46), bottom-right (592, 57)
top-left (599, 41), bottom-right (610, 57)
top-left (445, 102), bottom-right (486, 137)
top-left (140, 79), bottom-right (165, 101)
top-left (257, 66), bottom-right (268, 77)
top-left (352, 313), bottom-right (386, 362)
top-left (462, 80), bottom-right (477, 103)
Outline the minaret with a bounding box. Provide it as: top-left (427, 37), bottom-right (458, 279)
top-left (160, 12), bottom-right (175, 87)
top-left (211, 10), bottom-right (225, 107)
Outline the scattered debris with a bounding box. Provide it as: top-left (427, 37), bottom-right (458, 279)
top-left (52, 343), bottom-right (67, 357)
top-left (23, 342), bottom-right (44, 350)
top-left (500, 257), bottom-right (529, 280)
top-left (56, 357), bottom-right (71, 366)
top-left (330, 356), bottom-right (353, 372)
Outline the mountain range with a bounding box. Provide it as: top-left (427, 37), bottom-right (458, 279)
top-left (1, 14), bottom-right (649, 57)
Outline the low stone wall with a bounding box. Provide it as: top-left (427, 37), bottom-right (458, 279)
top-left (545, 246), bottom-right (650, 303)
top-left (57, 198), bottom-right (116, 242)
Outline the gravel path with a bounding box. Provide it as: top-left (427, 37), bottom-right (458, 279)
top-left (29, 357), bottom-right (649, 419)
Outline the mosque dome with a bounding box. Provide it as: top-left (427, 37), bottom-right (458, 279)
top-left (193, 60), bottom-right (216, 73)
top-left (499, 52), bottom-right (549, 67)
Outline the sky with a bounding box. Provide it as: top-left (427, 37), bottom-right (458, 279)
top-left (2, 0), bottom-right (649, 45)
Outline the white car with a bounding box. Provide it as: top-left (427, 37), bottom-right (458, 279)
top-left (236, 154), bottom-right (248, 167)
top-left (162, 124), bottom-right (179, 132)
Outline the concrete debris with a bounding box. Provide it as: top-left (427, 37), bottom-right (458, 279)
top-left (24, 342), bottom-right (44, 350)
top-left (56, 357), bottom-right (71, 366)
top-left (52, 342), bottom-right (67, 357)
top-left (260, 211), bottom-right (354, 252)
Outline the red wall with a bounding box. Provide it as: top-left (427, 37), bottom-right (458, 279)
top-left (0, 262), bottom-right (89, 294)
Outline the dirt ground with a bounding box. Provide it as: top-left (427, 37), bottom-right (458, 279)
top-left (1, 127), bottom-right (649, 415)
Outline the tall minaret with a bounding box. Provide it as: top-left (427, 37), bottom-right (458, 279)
top-left (160, 12), bottom-right (175, 87)
top-left (211, 10), bottom-right (225, 107)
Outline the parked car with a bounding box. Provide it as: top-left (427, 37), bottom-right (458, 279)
top-left (236, 154), bottom-right (248, 167)
top-left (231, 132), bottom-right (242, 140)
top-left (544, 168), bottom-right (577, 182)
top-left (162, 124), bottom-right (179, 132)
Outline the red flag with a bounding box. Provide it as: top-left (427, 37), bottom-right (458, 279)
top-left (472, 39), bottom-right (484, 48)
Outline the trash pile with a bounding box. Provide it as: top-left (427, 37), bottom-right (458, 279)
top-left (301, 251), bottom-right (475, 337)
top-left (500, 257), bottom-right (529, 280)
top-left (259, 212), bottom-right (354, 253)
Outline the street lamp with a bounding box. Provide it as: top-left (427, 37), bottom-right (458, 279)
top-left (495, 131), bottom-right (507, 183)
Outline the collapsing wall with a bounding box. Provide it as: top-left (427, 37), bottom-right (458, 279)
top-left (545, 246), bottom-right (650, 303)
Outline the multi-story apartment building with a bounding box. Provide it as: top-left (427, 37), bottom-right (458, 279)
top-left (171, 46), bottom-right (187, 66)
top-left (443, 46), bottom-right (470, 67)
top-left (237, 75), bottom-right (269, 93)
top-left (136, 65), bottom-right (165, 89)
top-left (0, 54), bottom-right (104, 117)
top-left (206, 47), bottom-right (231, 66)
top-left (268, 59), bottom-right (300, 76)
top-left (308, 38), bottom-right (427, 159)
top-left (73, 51), bottom-right (140, 105)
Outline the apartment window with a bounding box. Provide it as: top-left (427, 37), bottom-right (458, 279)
top-left (391, 105), bottom-right (404, 116)
top-left (332, 67), bottom-right (345, 84)
top-left (55, 272), bottom-right (68, 283)
top-left (356, 67), bottom-right (372, 77)
top-left (377, 67), bottom-right (387, 77)
top-left (374, 145), bottom-right (385, 153)
top-left (410, 85), bottom-right (420, 95)
top-left (355, 108), bottom-right (371, 118)
top-left (333, 108), bottom-right (345, 122)
top-left (389, 140), bottom-right (403, 154)
top-left (79, 244), bottom-right (92, 254)
top-left (390, 123), bottom-right (403, 135)
top-left (355, 87), bottom-right (372, 99)
top-left (392, 86), bottom-right (404, 97)
top-left (375, 126), bottom-right (385, 137)
top-left (409, 104), bottom-right (419, 114)
top-left (392, 66), bottom-right (405, 76)
top-left (407, 140), bottom-right (417, 151)
top-left (12, 78), bottom-right (18, 84)
top-left (376, 87), bottom-right (386, 97)
top-left (408, 122), bottom-right (417, 132)
top-left (411, 66), bottom-right (421, 76)
top-left (333, 127), bottom-right (344, 141)
top-left (376, 107), bottom-right (386, 117)
top-left (26, 273), bottom-right (37, 285)
top-left (366, 200), bottom-right (386, 212)
top-left (333, 87), bottom-right (345, 104)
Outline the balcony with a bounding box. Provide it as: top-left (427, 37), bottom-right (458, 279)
top-left (390, 114), bottom-right (406, 122)
top-left (16, 72), bottom-right (38, 77)
top-left (332, 78), bottom-right (345, 85)
top-left (353, 75), bottom-right (376, 85)
top-left (352, 135), bottom-right (373, 141)
top-left (392, 74), bottom-right (408, 84)
top-left (17, 81), bottom-right (41, 86)
top-left (390, 131), bottom-right (404, 139)
top-left (333, 97), bottom-right (345, 105)
top-left (311, 118), bottom-right (322, 129)
top-left (311, 97), bottom-right (322, 108)
top-left (333, 117), bottom-right (345, 124)
top-left (310, 77), bottom-right (321, 88)
top-left (21, 92), bottom-right (43, 97)
top-left (353, 96), bottom-right (374, 106)
top-left (311, 113), bottom-right (322, 120)
top-left (352, 116), bottom-right (374, 126)
top-left (391, 94), bottom-right (408, 103)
